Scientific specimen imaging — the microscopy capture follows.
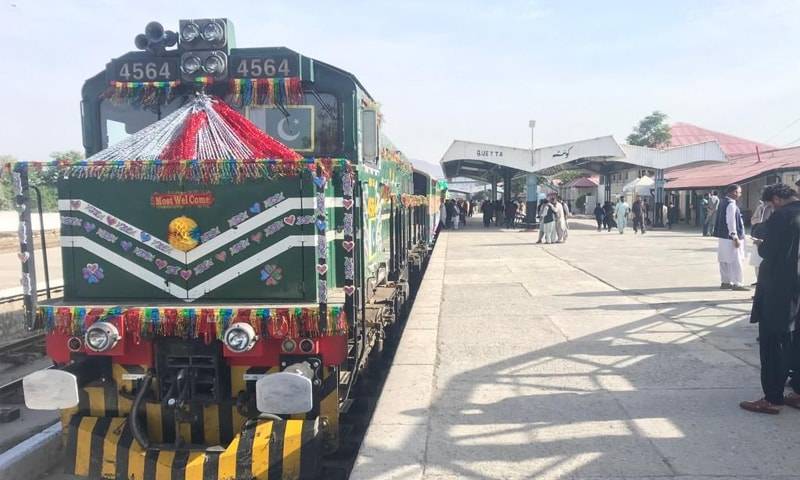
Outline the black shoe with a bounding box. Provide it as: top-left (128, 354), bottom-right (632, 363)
top-left (732, 285), bottom-right (750, 291)
top-left (720, 283), bottom-right (732, 289)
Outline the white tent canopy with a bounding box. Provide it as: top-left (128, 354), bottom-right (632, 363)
top-left (622, 175), bottom-right (655, 195)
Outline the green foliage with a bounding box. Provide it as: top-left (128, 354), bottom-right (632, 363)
top-left (0, 150), bottom-right (84, 212)
top-left (626, 111), bottom-right (672, 148)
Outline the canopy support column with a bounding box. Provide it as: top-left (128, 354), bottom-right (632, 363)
top-left (654, 168), bottom-right (665, 227)
top-left (502, 168), bottom-right (512, 205)
top-left (525, 173), bottom-right (538, 224)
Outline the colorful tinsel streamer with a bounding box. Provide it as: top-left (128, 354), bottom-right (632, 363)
top-left (228, 77), bottom-right (303, 107)
top-left (103, 81), bottom-right (181, 107)
top-left (3, 157), bottom-right (351, 184)
top-left (38, 305), bottom-right (347, 340)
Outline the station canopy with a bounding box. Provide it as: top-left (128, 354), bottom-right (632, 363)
top-left (440, 136), bottom-right (727, 182)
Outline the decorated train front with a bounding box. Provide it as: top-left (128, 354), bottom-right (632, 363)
top-left (15, 17), bottom-right (439, 480)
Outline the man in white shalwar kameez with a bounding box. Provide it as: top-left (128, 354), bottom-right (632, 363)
top-left (614, 196), bottom-right (630, 234)
top-left (714, 184), bottom-right (747, 290)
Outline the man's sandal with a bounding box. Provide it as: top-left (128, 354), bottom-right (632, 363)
top-left (739, 398), bottom-right (781, 414)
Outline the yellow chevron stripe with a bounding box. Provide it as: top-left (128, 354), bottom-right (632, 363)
top-left (179, 422), bottom-right (192, 444)
top-left (185, 451), bottom-right (205, 479)
top-left (217, 432), bottom-right (240, 480)
top-left (252, 420), bottom-right (273, 480)
top-left (74, 416), bottom-right (97, 476)
top-left (101, 418), bottom-right (126, 478)
top-left (156, 450), bottom-right (175, 480)
top-left (283, 420), bottom-right (303, 479)
top-left (127, 436), bottom-right (146, 479)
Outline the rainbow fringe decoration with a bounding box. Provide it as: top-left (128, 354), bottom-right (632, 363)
top-left (39, 305), bottom-right (348, 340)
top-left (3, 157), bottom-right (351, 184)
top-left (103, 81), bottom-right (181, 107)
top-left (228, 77), bottom-right (303, 107)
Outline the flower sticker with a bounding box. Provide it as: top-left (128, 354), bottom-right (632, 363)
top-left (82, 263), bottom-right (104, 284)
top-left (260, 264), bottom-right (283, 286)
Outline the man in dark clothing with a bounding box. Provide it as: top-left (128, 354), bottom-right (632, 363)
top-left (602, 202), bottom-right (614, 232)
top-left (740, 184), bottom-right (800, 414)
top-left (505, 202), bottom-right (517, 228)
top-left (445, 200), bottom-right (455, 229)
top-left (632, 197), bottom-right (646, 234)
top-left (481, 200), bottom-right (494, 228)
top-left (593, 203), bottom-right (604, 231)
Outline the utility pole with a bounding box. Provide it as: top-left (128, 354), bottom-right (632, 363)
top-left (526, 120), bottom-right (538, 225)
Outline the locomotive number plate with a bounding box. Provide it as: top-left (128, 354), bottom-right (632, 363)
top-left (110, 58), bottom-right (179, 82)
top-left (231, 53), bottom-right (300, 78)
top-left (243, 373), bottom-right (266, 381)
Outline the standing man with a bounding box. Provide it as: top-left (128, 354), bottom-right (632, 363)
top-left (554, 196), bottom-right (566, 242)
top-left (481, 199), bottom-right (493, 228)
top-left (714, 184), bottom-right (747, 291)
top-left (701, 193), bottom-right (710, 236)
top-left (603, 201), bottom-right (614, 232)
top-left (707, 190), bottom-right (720, 236)
top-left (614, 196), bottom-right (630, 234)
top-left (593, 203), bottom-right (604, 232)
top-left (740, 184), bottom-right (800, 414)
top-left (632, 196), bottom-right (646, 234)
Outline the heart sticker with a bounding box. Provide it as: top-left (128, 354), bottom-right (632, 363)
top-left (70, 200), bottom-right (81, 209)
top-left (140, 232), bottom-right (151, 242)
top-left (215, 251), bottom-right (227, 262)
top-left (344, 285), bottom-right (355, 296)
top-left (106, 216), bottom-right (117, 226)
top-left (315, 219), bottom-right (327, 231)
top-left (155, 259), bottom-right (168, 270)
top-left (121, 241), bottom-right (133, 252)
top-left (17, 252), bottom-right (29, 263)
top-left (313, 176), bottom-right (327, 189)
top-left (180, 270), bottom-right (192, 281)
top-left (83, 222), bottom-right (96, 233)
top-left (85, 263), bottom-right (99, 274)
top-left (250, 232), bottom-right (263, 243)
top-left (283, 215), bottom-right (296, 226)
top-left (342, 240), bottom-right (355, 252)
top-left (343, 199), bottom-right (354, 210)
top-left (316, 264), bottom-right (328, 275)
top-left (249, 202), bottom-right (261, 214)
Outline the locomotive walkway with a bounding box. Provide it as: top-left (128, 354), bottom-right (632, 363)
top-left (350, 218), bottom-right (800, 480)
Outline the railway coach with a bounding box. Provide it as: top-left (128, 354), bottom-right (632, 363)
top-left (12, 17), bottom-right (443, 480)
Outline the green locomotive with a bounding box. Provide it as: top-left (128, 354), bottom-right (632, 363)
top-left (15, 18), bottom-right (442, 480)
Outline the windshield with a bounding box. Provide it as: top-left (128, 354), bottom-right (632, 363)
top-left (99, 99), bottom-right (183, 148)
top-left (99, 93), bottom-right (341, 156)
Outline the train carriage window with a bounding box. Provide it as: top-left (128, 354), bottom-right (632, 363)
top-left (362, 109), bottom-right (379, 166)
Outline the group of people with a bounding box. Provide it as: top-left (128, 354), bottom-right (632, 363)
top-left (727, 181), bottom-right (800, 415)
top-left (439, 199), bottom-right (473, 230)
top-left (480, 199), bottom-right (522, 229)
top-left (536, 194), bottom-right (570, 243)
top-left (592, 196), bottom-right (649, 234)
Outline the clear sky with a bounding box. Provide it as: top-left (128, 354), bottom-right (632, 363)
top-left (2, 0), bottom-right (800, 164)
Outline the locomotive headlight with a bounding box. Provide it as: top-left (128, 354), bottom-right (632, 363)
top-left (181, 55), bottom-right (201, 75)
top-left (201, 21), bottom-right (224, 42)
top-left (224, 323), bottom-right (257, 353)
top-left (180, 22), bottom-right (200, 43)
top-left (84, 321), bottom-right (120, 352)
top-left (203, 52), bottom-right (226, 74)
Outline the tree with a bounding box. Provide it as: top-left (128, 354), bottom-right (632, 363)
top-left (626, 111), bottom-right (671, 148)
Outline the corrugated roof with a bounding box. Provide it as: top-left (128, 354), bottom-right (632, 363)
top-left (566, 176), bottom-right (599, 188)
top-left (669, 122), bottom-right (775, 157)
top-left (666, 146), bottom-right (800, 189)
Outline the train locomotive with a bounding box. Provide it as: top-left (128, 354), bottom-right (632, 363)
top-left (14, 18), bottom-right (443, 480)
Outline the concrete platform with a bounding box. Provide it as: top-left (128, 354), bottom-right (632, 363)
top-left (350, 218), bottom-right (800, 480)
